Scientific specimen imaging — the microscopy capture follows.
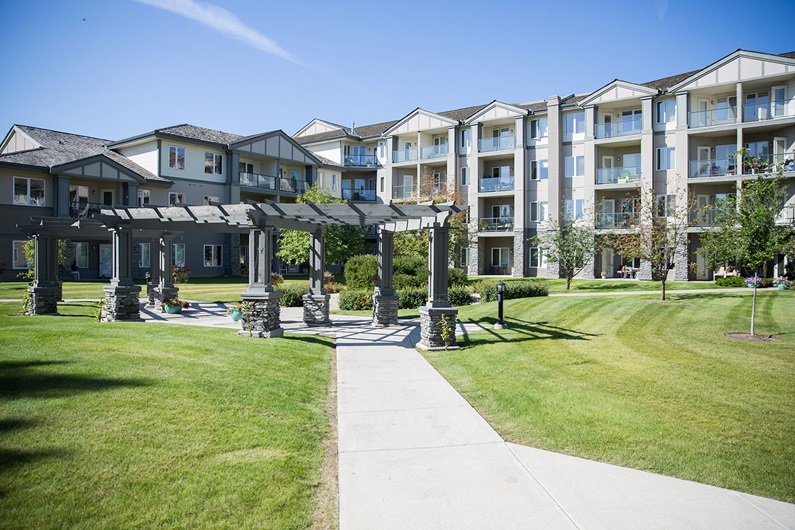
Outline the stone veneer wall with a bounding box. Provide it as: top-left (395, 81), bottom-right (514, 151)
top-left (28, 284), bottom-right (60, 315)
top-left (418, 307), bottom-right (459, 350)
top-left (372, 294), bottom-right (399, 326)
top-left (103, 285), bottom-right (142, 321)
top-left (302, 294), bottom-right (330, 325)
top-left (239, 296), bottom-right (283, 338)
top-left (513, 231), bottom-right (525, 277)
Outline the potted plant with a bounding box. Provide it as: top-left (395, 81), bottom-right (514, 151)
top-left (600, 271), bottom-right (607, 279)
top-left (226, 302), bottom-right (243, 321)
top-left (162, 297), bottom-right (190, 314)
top-left (744, 276), bottom-right (761, 289)
top-left (773, 276), bottom-right (791, 290)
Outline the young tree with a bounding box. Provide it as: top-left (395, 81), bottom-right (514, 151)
top-left (607, 185), bottom-right (692, 301)
top-left (276, 184), bottom-right (366, 266)
top-left (700, 173), bottom-right (791, 335)
top-left (533, 213), bottom-right (599, 290)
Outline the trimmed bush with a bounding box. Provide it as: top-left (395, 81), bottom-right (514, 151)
top-left (448, 286), bottom-right (473, 306)
top-left (761, 277), bottom-right (775, 288)
top-left (394, 256), bottom-right (426, 276)
top-left (475, 279), bottom-right (548, 302)
top-left (397, 287), bottom-right (427, 309)
top-left (448, 267), bottom-right (468, 287)
top-left (279, 286), bottom-right (308, 307)
top-left (393, 273), bottom-right (423, 290)
top-left (344, 255), bottom-right (378, 289)
top-left (715, 276), bottom-right (745, 288)
top-left (473, 280), bottom-right (498, 302)
top-left (339, 290), bottom-right (373, 311)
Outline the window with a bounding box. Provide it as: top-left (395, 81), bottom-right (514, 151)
top-left (168, 192), bottom-right (186, 206)
top-left (531, 160), bottom-right (548, 180)
top-left (621, 109), bottom-right (642, 133)
top-left (173, 244), bottom-right (185, 267)
top-left (564, 111), bottom-right (585, 135)
top-left (530, 117), bottom-right (548, 140)
top-left (656, 194), bottom-right (676, 217)
top-left (530, 202), bottom-right (538, 222)
top-left (204, 244), bottom-right (222, 267)
top-left (460, 129), bottom-right (471, 150)
top-left (332, 174), bottom-right (338, 192)
top-left (12, 240), bottom-right (29, 269)
top-left (530, 247), bottom-right (547, 268)
top-left (69, 185), bottom-right (89, 212)
top-left (73, 242), bottom-right (88, 269)
top-left (745, 91), bottom-right (770, 121)
top-left (656, 99), bottom-right (676, 124)
top-left (491, 248), bottom-right (510, 267)
top-left (564, 156), bottom-right (585, 177)
top-left (379, 176), bottom-right (384, 193)
top-left (539, 201), bottom-right (548, 222)
top-left (565, 199), bottom-right (585, 220)
top-left (460, 247), bottom-right (469, 267)
top-left (204, 153), bottom-right (223, 174)
top-left (168, 146), bottom-right (185, 170)
top-left (656, 147), bottom-right (675, 170)
top-left (13, 176), bottom-right (45, 206)
top-left (432, 171), bottom-right (446, 193)
top-left (137, 189), bottom-right (150, 207)
top-left (379, 142), bottom-right (385, 158)
top-left (139, 242), bottom-right (151, 268)
top-left (239, 162), bottom-right (254, 174)
top-left (460, 167), bottom-right (470, 186)
top-left (203, 195), bottom-right (219, 205)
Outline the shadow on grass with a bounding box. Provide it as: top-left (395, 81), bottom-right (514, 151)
top-left (0, 360), bottom-right (151, 400)
top-left (460, 316), bottom-right (600, 348)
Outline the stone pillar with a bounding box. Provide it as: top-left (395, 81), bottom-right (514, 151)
top-left (373, 228), bottom-right (398, 326)
top-left (103, 226), bottom-right (142, 321)
top-left (240, 227), bottom-right (283, 338)
top-left (419, 223), bottom-right (458, 350)
top-left (303, 227), bottom-right (330, 325)
top-left (150, 233), bottom-right (178, 309)
top-left (27, 235), bottom-right (61, 315)
top-left (146, 237), bottom-right (160, 307)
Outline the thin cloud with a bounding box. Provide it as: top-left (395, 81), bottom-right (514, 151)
top-left (654, 0), bottom-right (669, 21)
top-left (134, 0), bottom-right (302, 65)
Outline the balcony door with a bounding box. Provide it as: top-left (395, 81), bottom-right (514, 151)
top-left (772, 86), bottom-right (786, 117)
top-left (403, 175), bottom-right (414, 198)
top-left (693, 98), bottom-right (709, 127)
top-left (696, 146), bottom-right (711, 177)
top-left (492, 204), bottom-right (511, 220)
top-left (603, 115), bottom-right (612, 138)
top-left (602, 199), bottom-right (615, 227)
top-left (432, 135), bottom-right (447, 156)
top-left (695, 194), bottom-right (709, 224)
top-left (491, 247), bottom-right (510, 272)
top-left (101, 189), bottom-right (114, 207)
top-left (774, 137), bottom-right (787, 166)
top-left (696, 248), bottom-right (709, 280)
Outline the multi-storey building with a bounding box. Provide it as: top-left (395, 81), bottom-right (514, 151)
top-left (295, 49), bottom-right (795, 280)
top-left (2, 49), bottom-right (793, 282)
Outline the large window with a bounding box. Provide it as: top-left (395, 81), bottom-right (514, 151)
top-left (73, 242), bottom-right (88, 269)
top-left (530, 117), bottom-right (548, 140)
top-left (491, 248), bottom-right (510, 267)
top-left (13, 177), bottom-right (45, 206)
top-left (564, 111), bottom-right (585, 135)
top-left (204, 153), bottom-right (223, 174)
top-left (531, 201), bottom-right (548, 222)
top-left (239, 161), bottom-right (254, 174)
top-left (12, 241), bottom-right (29, 269)
top-left (168, 192), bottom-right (186, 206)
top-left (204, 244), bottom-right (222, 267)
top-left (565, 199), bottom-right (585, 220)
top-left (656, 147), bottom-right (675, 170)
top-left (564, 156), bottom-right (585, 177)
top-left (656, 98), bottom-right (676, 124)
top-left (137, 189), bottom-right (150, 207)
top-left (531, 160), bottom-right (548, 180)
top-left (529, 247), bottom-right (547, 268)
top-left (69, 184), bottom-right (89, 212)
top-left (173, 244), bottom-right (185, 267)
top-left (168, 146), bottom-right (185, 170)
top-left (139, 242), bottom-right (151, 268)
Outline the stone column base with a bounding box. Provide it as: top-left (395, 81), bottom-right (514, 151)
top-left (418, 306), bottom-right (459, 351)
top-left (239, 292), bottom-right (283, 338)
top-left (103, 285), bottom-right (143, 322)
top-left (303, 294), bottom-right (330, 325)
top-left (372, 294), bottom-right (399, 327)
top-left (146, 282), bottom-right (156, 307)
top-left (28, 284), bottom-right (60, 315)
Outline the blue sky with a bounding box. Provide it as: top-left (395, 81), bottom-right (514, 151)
top-left (0, 0), bottom-right (792, 141)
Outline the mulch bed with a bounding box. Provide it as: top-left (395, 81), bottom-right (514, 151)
top-left (725, 332), bottom-right (780, 343)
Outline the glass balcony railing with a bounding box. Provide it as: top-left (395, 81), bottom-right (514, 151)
top-left (478, 176), bottom-right (515, 192)
top-left (240, 172), bottom-right (307, 194)
top-left (478, 136), bottom-right (515, 152)
top-left (596, 166), bottom-right (641, 184)
top-left (392, 185), bottom-right (419, 200)
top-left (392, 149), bottom-right (418, 163)
top-left (479, 217), bottom-right (514, 231)
top-left (688, 107), bottom-right (737, 128)
top-left (595, 212), bottom-right (637, 229)
top-left (741, 154), bottom-right (795, 175)
top-left (743, 100), bottom-right (788, 122)
top-left (344, 154), bottom-right (378, 167)
top-left (342, 188), bottom-right (377, 201)
top-left (421, 145), bottom-right (448, 159)
top-left (594, 119), bottom-right (642, 139)
top-left (689, 159), bottom-right (736, 178)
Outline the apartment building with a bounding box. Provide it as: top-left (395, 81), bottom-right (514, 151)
top-left (294, 49), bottom-right (795, 280)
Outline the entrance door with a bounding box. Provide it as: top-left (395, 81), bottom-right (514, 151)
top-left (696, 146), bottom-right (711, 177)
top-left (99, 244), bottom-right (112, 278)
top-left (101, 190), bottom-right (114, 207)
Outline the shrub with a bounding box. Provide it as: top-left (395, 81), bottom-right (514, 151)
top-left (474, 279), bottom-right (548, 302)
top-left (339, 290), bottom-right (373, 311)
top-left (715, 276), bottom-right (745, 287)
top-left (448, 286), bottom-right (473, 306)
top-left (397, 287), bottom-right (427, 309)
top-left (345, 255), bottom-right (378, 289)
top-left (394, 256), bottom-right (426, 276)
top-left (448, 267), bottom-right (468, 287)
top-left (760, 277), bottom-right (775, 288)
top-left (172, 266), bottom-right (191, 284)
top-left (473, 280), bottom-right (498, 302)
top-left (279, 286), bottom-right (308, 307)
top-left (271, 273), bottom-right (284, 287)
top-left (393, 273), bottom-right (423, 290)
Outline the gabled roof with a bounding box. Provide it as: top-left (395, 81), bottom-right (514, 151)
top-left (293, 118), bottom-right (347, 138)
top-left (382, 107), bottom-right (458, 136)
top-left (294, 119), bottom-right (398, 145)
top-left (668, 49), bottom-right (795, 93)
top-left (110, 123), bottom-right (243, 148)
top-left (514, 100), bottom-right (548, 113)
top-left (578, 79), bottom-right (659, 107)
top-left (230, 130), bottom-right (322, 166)
top-left (436, 103), bottom-right (489, 121)
top-left (464, 100), bottom-right (529, 124)
top-left (640, 69), bottom-right (700, 91)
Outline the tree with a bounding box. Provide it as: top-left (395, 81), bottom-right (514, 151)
top-left (700, 173), bottom-right (791, 335)
top-left (276, 184), bottom-right (367, 266)
top-left (18, 238), bottom-right (67, 281)
top-left (606, 184), bottom-right (692, 301)
top-left (533, 214), bottom-right (599, 290)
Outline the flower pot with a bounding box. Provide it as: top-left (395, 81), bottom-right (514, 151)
top-left (164, 304), bottom-right (183, 314)
top-left (778, 284), bottom-right (788, 290)
top-left (229, 309), bottom-right (243, 321)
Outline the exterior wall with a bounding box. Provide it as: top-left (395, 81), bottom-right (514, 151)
top-left (117, 140), bottom-right (159, 175)
top-left (159, 141), bottom-right (227, 184)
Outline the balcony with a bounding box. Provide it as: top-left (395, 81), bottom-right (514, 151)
top-left (393, 149), bottom-right (418, 163)
top-left (479, 217), bottom-right (514, 232)
top-left (342, 188), bottom-right (377, 201)
top-left (240, 172), bottom-right (308, 194)
top-left (421, 145), bottom-right (448, 160)
top-left (392, 185), bottom-right (419, 201)
top-left (688, 107), bottom-right (737, 128)
top-left (478, 136), bottom-right (515, 153)
top-left (69, 202), bottom-right (109, 219)
top-left (594, 119), bottom-right (642, 139)
top-left (344, 154), bottom-right (379, 168)
top-left (689, 159), bottom-right (736, 178)
top-left (478, 176), bottom-right (515, 193)
top-left (596, 212), bottom-right (637, 229)
top-left (741, 154), bottom-right (794, 175)
top-left (777, 205), bottom-right (795, 226)
top-left (596, 166), bottom-right (641, 185)
top-left (743, 100), bottom-right (789, 122)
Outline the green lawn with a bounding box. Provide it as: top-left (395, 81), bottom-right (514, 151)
top-left (426, 291), bottom-right (795, 502)
top-left (0, 302), bottom-right (334, 529)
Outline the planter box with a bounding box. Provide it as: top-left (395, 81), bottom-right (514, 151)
top-left (164, 304), bottom-right (183, 314)
top-left (229, 309), bottom-right (243, 321)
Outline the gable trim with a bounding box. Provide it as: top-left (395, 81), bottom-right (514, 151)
top-left (464, 101), bottom-right (528, 124)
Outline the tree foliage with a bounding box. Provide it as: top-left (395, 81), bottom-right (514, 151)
top-left (276, 184), bottom-right (367, 266)
top-left (533, 216), bottom-right (598, 290)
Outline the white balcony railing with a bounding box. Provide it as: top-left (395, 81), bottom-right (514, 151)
top-left (478, 176), bottom-right (515, 192)
top-left (392, 149), bottom-right (418, 163)
top-left (596, 166), bottom-right (641, 184)
top-left (421, 145), bottom-right (448, 159)
top-left (594, 119), bottom-right (641, 139)
top-left (688, 107), bottom-right (737, 128)
top-left (478, 136), bottom-right (515, 153)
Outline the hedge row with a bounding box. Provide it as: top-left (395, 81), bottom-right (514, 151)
top-left (344, 254), bottom-right (468, 291)
top-left (473, 279), bottom-right (549, 302)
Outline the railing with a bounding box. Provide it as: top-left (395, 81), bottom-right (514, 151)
top-left (478, 136), bottom-right (515, 152)
top-left (479, 217), bottom-right (514, 231)
top-left (596, 166), bottom-right (641, 184)
top-left (344, 154), bottom-right (378, 167)
top-left (69, 202), bottom-right (111, 218)
top-left (421, 145), bottom-right (448, 159)
top-left (777, 205), bottom-right (795, 226)
top-left (689, 159), bottom-right (735, 178)
top-left (741, 154), bottom-right (794, 175)
top-left (478, 176), bottom-right (515, 192)
top-left (392, 185), bottom-right (419, 200)
top-left (342, 188), bottom-right (377, 201)
top-left (240, 172), bottom-right (307, 194)
top-left (594, 119), bottom-right (641, 139)
top-left (743, 100), bottom-right (788, 122)
top-left (595, 212), bottom-right (637, 229)
top-left (392, 149), bottom-right (418, 163)
top-left (688, 107), bottom-right (737, 128)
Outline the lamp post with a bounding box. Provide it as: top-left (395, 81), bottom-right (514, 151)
top-left (494, 281), bottom-right (506, 329)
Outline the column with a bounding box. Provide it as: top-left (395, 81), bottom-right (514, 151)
top-left (546, 96), bottom-right (562, 279)
top-left (146, 237), bottom-right (159, 307)
top-left (303, 226), bottom-right (330, 325)
top-left (639, 97), bottom-right (656, 281)
top-left (372, 228), bottom-right (398, 326)
top-left (27, 235), bottom-right (60, 314)
top-left (513, 115), bottom-right (526, 277)
top-left (56, 176), bottom-right (71, 217)
top-left (239, 227), bottom-right (283, 338)
top-left (469, 124), bottom-right (482, 275)
top-left (582, 105), bottom-right (597, 279)
top-left (152, 233), bottom-right (178, 308)
top-left (103, 226), bottom-right (142, 321)
top-left (419, 223), bottom-right (458, 350)
top-left (229, 151), bottom-right (241, 204)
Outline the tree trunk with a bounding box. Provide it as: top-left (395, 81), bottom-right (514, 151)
top-left (661, 278), bottom-right (666, 301)
top-left (566, 275), bottom-right (572, 290)
top-left (751, 284), bottom-right (757, 336)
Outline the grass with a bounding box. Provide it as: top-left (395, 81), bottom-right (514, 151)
top-left (0, 302), bottom-right (334, 529)
top-left (424, 291), bottom-right (795, 502)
